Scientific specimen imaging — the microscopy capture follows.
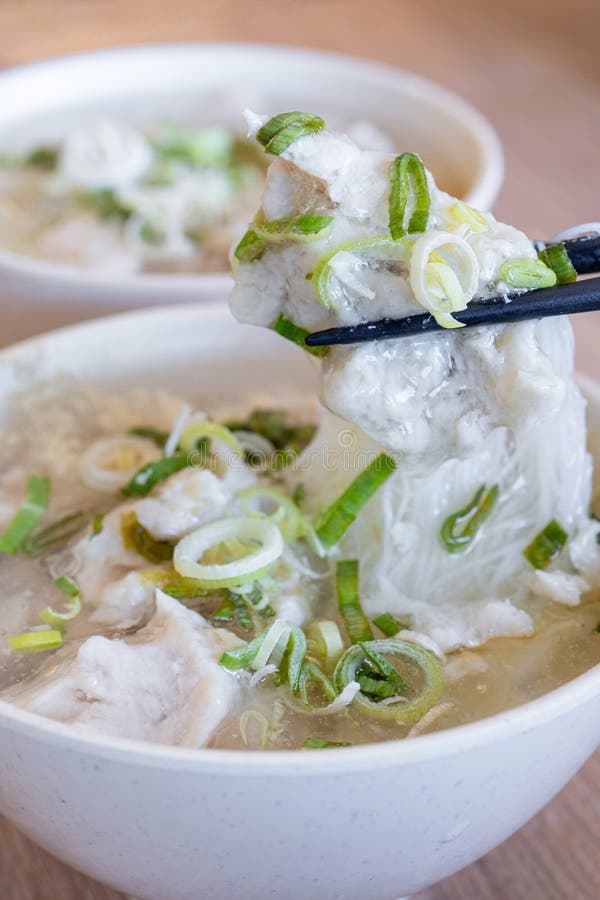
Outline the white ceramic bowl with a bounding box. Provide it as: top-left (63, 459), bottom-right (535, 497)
top-left (0, 305), bottom-right (598, 900)
top-left (0, 43), bottom-right (503, 344)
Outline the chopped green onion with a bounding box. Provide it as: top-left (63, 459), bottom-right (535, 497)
top-left (230, 593), bottom-right (253, 630)
top-left (308, 620), bottom-right (345, 665)
top-left (279, 625), bottom-right (308, 693)
top-left (152, 124), bottom-right (232, 166)
top-left (173, 517), bottom-right (284, 589)
top-left (256, 112), bottom-right (325, 156)
top-left (388, 152), bottom-right (430, 239)
top-left (312, 236), bottom-right (409, 309)
top-left (83, 189), bottom-right (131, 222)
top-left (39, 578), bottom-right (82, 628)
top-left (91, 513), bottom-right (105, 536)
top-left (219, 628), bottom-right (270, 670)
top-left (233, 227), bottom-right (266, 263)
top-left (22, 510), bottom-right (86, 557)
top-left (122, 455), bottom-right (187, 497)
top-left (212, 595), bottom-right (236, 624)
top-left (273, 313), bottom-right (329, 358)
top-left (256, 214), bottom-right (334, 243)
top-left (299, 660), bottom-right (338, 707)
top-left (225, 409), bottom-right (316, 456)
top-left (8, 630), bottom-right (63, 653)
top-left (336, 560), bottom-right (373, 644)
top-left (54, 575), bottom-right (80, 598)
top-left (252, 620), bottom-right (291, 670)
top-left (334, 639), bottom-right (444, 723)
top-left (128, 426), bottom-right (169, 448)
top-left (302, 738), bottom-right (351, 749)
top-left (440, 485), bottom-right (499, 553)
top-left (0, 475), bottom-right (51, 556)
top-left (373, 612), bottom-right (403, 637)
top-left (121, 511), bottom-right (174, 564)
top-left (360, 643), bottom-right (406, 694)
top-left (315, 454), bottom-right (397, 546)
top-left (293, 483), bottom-right (306, 507)
top-left (141, 567), bottom-right (211, 599)
top-left (448, 201), bottom-right (488, 233)
top-left (537, 242), bottom-right (577, 285)
top-left (178, 421), bottom-right (243, 456)
top-left (498, 258), bottom-right (557, 290)
top-left (26, 146), bottom-right (58, 171)
top-left (237, 486), bottom-right (307, 542)
top-left (523, 519), bottom-right (568, 569)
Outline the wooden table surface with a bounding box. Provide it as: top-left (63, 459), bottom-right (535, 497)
top-left (0, 1), bottom-right (598, 898)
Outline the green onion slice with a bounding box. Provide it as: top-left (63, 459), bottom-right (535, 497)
top-left (233, 227), bottom-right (266, 263)
top-left (312, 236), bottom-right (410, 309)
top-left (173, 517), bottom-right (284, 589)
top-left (178, 421), bottom-right (243, 456)
top-left (273, 313), bottom-right (329, 358)
top-left (498, 257), bottom-right (557, 290)
top-left (302, 738), bottom-right (352, 749)
top-left (537, 243), bottom-right (577, 285)
top-left (299, 660), bottom-right (338, 707)
top-left (334, 639), bottom-right (444, 724)
top-left (373, 612), bottom-right (403, 637)
top-left (255, 214), bottom-right (334, 243)
top-left (256, 112), bottom-right (325, 156)
top-left (22, 511), bottom-right (86, 557)
top-left (0, 475), bottom-right (51, 556)
top-left (279, 625), bottom-right (308, 693)
top-left (8, 629), bottom-right (63, 653)
top-left (523, 519), bottom-right (568, 569)
top-left (212, 595), bottom-right (236, 624)
top-left (440, 485), bottom-right (499, 553)
top-left (39, 575), bottom-right (82, 628)
top-left (219, 628), bottom-right (270, 670)
top-left (308, 620), bottom-right (345, 666)
top-left (336, 560), bottom-right (373, 644)
top-left (122, 455), bottom-right (187, 497)
top-left (237, 486), bottom-right (307, 542)
top-left (315, 453), bottom-right (397, 546)
top-left (128, 426), bottom-right (169, 447)
top-left (448, 201), bottom-right (488, 233)
top-left (388, 152), bottom-right (430, 239)
top-left (121, 512), bottom-right (175, 564)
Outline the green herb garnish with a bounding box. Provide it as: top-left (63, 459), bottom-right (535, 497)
top-left (523, 519), bottom-right (568, 569)
top-left (440, 485), bottom-right (499, 554)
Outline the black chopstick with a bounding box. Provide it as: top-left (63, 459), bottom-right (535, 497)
top-left (305, 276), bottom-right (600, 347)
top-left (555, 235), bottom-right (600, 275)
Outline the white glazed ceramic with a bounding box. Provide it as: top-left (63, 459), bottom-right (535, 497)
top-left (0, 43), bottom-right (503, 344)
top-left (0, 305), bottom-right (598, 900)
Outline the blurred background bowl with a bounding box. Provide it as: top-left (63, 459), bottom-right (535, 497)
top-left (0, 42), bottom-right (503, 344)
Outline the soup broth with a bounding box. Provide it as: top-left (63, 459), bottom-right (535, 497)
top-left (1, 383), bottom-right (598, 751)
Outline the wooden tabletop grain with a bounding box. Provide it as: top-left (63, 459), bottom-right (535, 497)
top-left (0, 1), bottom-right (599, 898)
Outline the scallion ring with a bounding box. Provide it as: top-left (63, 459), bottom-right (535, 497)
top-left (315, 453), bottom-right (397, 547)
top-left (312, 236), bottom-right (410, 310)
top-left (388, 152), bottom-right (430, 239)
top-left (498, 257), bottom-right (557, 290)
top-left (255, 214), bottom-right (333, 244)
top-left (8, 630), bottom-right (64, 653)
top-left (333, 639), bottom-right (445, 724)
top-left (273, 314), bottom-right (329, 358)
top-left (178, 421), bottom-right (243, 456)
top-left (173, 517), bottom-right (284, 589)
top-left (537, 243), bottom-right (577, 285)
top-left (256, 112), bottom-right (325, 156)
top-left (409, 231), bottom-right (479, 329)
top-left (0, 475), bottom-right (50, 556)
top-left (39, 575), bottom-right (82, 628)
top-left (440, 484), bottom-right (499, 553)
top-left (237, 486), bottom-right (307, 542)
top-left (448, 201), bottom-right (488, 233)
top-left (81, 436), bottom-right (160, 494)
top-left (523, 519), bottom-right (568, 569)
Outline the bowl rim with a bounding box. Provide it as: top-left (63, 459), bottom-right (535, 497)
top-left (0, 302), bottom-right (597, 776)
top-left (0, 40), bottom-right (504, 299)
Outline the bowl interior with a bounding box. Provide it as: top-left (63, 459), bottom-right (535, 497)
top-left (0, 302), bottom-right (599, 771)
top-left (0, 43), bottom-right (501, 211)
